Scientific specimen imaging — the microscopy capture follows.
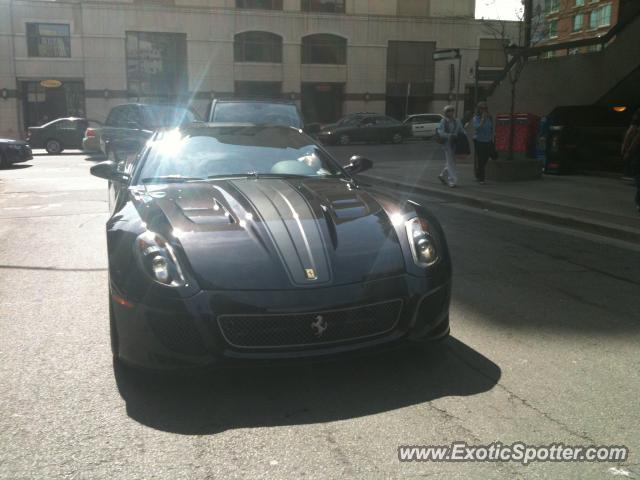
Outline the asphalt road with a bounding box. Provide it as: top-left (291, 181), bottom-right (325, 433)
top-left (1, 148), bottom-right (639, 479)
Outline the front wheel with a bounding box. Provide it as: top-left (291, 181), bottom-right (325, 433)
top-left (339, 134), bottom-right (350, 146)
top-left (391, 133), bottom-right (404, 144)
top-left (45, 139), bottom-right (62, 155)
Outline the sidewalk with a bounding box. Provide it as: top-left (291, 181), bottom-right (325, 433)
top-left (361, 159), bottom-right (640, 244)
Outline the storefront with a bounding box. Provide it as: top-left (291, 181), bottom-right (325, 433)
top-left (20, 80), bottom-right (85, 128)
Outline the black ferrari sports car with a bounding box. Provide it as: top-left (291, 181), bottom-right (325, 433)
top-left (91, 123), bottom-right (451, 370)
top-left (0, 138), bottom-right (33, 168)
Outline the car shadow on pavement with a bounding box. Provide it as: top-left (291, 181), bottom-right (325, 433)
top-left (84, 154), bottom-right (106, 162)
top-left (115, 336), bottom-right (500, 435)
top-left (2, 164), bottom-right (32, 170)
top-left (32, 150), bottom-right (88, 156)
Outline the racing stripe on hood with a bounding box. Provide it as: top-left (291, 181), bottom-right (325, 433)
top-left (230, 179), bottom-right (332, 286)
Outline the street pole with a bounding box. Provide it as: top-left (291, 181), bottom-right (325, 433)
top-left (405, 82), bottom-right (411, 118)
top-left (455, 54), bottom-right (462, 117)
top-left (474, 60), bottom-right (479, 108)
top-left (523, 0), bottom-right (533, 47)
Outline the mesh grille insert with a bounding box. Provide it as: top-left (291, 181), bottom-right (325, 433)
top-left (218, 299), bottom-right (403, 350)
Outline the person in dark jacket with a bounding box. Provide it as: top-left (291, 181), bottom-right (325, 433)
top-left (472, 102), bottom-right (494, 185)
top-left (622, 109), bottom-right (640, 212)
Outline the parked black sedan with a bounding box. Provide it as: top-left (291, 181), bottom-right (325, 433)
top-left (91, 124), bottom-right (451, 371)
top-left (26, 117), bottom-right (91, 154)
top-left (0, 138), bottom-right (33, 168)
top-left (318, 114), bottom-right (411, 145)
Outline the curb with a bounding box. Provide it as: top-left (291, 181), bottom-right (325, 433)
top-left (361, 174), bottom-right (640, 245)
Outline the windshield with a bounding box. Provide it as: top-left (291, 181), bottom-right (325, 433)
top-left (146, 106), bottom-right (197, 128)
top-left (211, 103), bottom-right (303, 129)
top-left (135, 126), bottom-right (344, 184)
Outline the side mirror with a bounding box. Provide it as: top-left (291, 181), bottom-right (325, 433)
top-left (344, 155), bottom-right (373, 175)
top-left (90, 160), bottom-right (129, 183)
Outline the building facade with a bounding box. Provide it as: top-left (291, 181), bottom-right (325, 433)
top-left (532, 0), bottom-right (620, 54)
top-left (0, 0), bottom-right (520, 137)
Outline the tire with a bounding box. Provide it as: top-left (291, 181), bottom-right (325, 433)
top-left (339, 134), bottom-right (350, 146)
top-left (45, 139), bottom-right (62, 155)
top-left (391, 133), bottom-right (404, 144)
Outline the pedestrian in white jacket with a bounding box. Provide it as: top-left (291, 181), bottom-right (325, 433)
top-left (437, 105), bottom-right (464, 188)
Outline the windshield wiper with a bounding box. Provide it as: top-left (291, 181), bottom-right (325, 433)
top-left (141, 175), bottom-right (205, 184)
top-left (249, 173), bottom-right (308, 179)
top-left (206, 173), bottom-right (331, 181)
top-left (207, 173), bottom-right (259, 180)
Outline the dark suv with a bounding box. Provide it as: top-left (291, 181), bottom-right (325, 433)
top-left (99, 104), bottom-right (198, 157)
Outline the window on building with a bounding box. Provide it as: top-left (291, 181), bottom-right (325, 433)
top-left (396, 0), bottom-right (429, 16)
top-left (236, 0), bottom-right (283, 9)
top-left (548, 20), bottom-right (558, 38)
top-left (234, 31), bottom-right (283, 62)
top-left (126, 31), bottom-right (188, 97)
top-left (386, 41), bottom-right (436, 83)
top-left (385, 41), bottom-right (435, 119)
top-left (478, 38), bottom-right (507, 68)
top-left (301, 34), bottom-right (346, 64)
top-left (600, 4), bottom-right (612, 26)
top-left (26, 23), bottom-right (71, 57)
top-left (589, 4), bottom-right (612, 28)
top-left (545, 0), bottom-right (560, 13)
top-left (301, 0), bottom-right (346, 13)
top-left (573, 14), bottom-right (584, 31)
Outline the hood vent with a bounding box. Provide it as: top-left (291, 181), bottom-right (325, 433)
top-left (177, 198), bottom-right (236, 226)
top-left (329, 194), bottom-right (370, 221)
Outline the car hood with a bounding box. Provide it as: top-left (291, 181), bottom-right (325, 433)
top-left (131, 178), bottom-right (406, 290)
top-left (0, 138), bottom-right (29, 146)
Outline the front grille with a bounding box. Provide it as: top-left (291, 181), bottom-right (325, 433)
top-left (218, 299), bottom-right (403, 350)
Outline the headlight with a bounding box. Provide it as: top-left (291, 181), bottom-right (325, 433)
top-left (134, 231), bottom-right (188, 287)
top-left (405, 217), bottom-right (439, 267)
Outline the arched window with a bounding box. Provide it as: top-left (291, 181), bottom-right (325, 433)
top-left (236, 0), bottom-right (283, 10)
top-left (234, 31), bottom-right (283, 63)
top-left (301, 34), bottom-right (346, 64)
top-left (301, 0), bottom-right (345, 13)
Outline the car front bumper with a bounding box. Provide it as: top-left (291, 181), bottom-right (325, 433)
top-left (6, 145), bottom-right (33, 163)
top-left (111, 274), bottom-right (451, 371)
